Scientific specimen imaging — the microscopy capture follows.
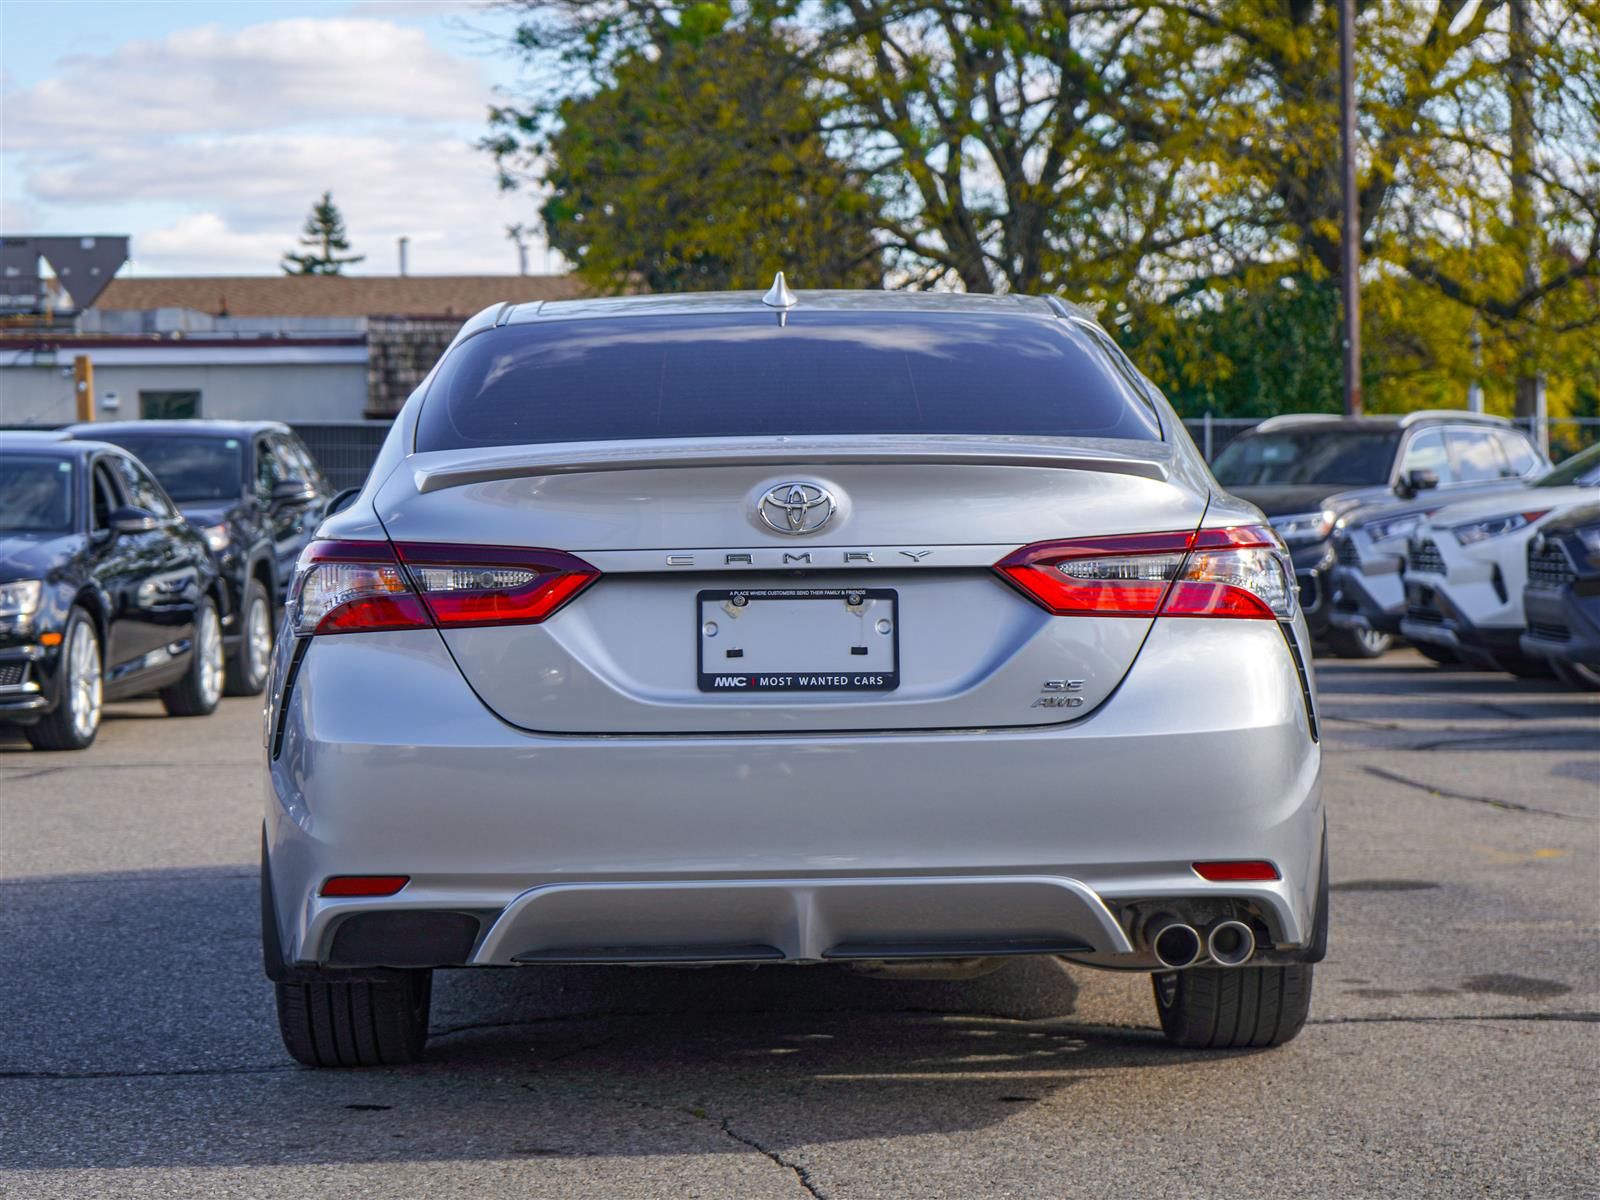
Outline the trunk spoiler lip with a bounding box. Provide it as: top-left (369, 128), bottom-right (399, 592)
top-left (409, 435), bottom-right (1172, 494)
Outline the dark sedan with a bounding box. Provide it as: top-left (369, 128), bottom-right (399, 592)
top-left (66, 420), bottom-right (332, 696)
top-left (0, 432), bottom-right (225, 750)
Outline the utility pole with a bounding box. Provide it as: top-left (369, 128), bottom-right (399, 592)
top-left (1509, 0), bottom-right (1544, 451)
top-left (397, 236), bottom-right (410, 277)
top-left (507, 224), bottom-right (529, 276)
top-left (1338, 0), bottom-right (1363, 417)
top-left (73, 355), bottom-right (94, 423)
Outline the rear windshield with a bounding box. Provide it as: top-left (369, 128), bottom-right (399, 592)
top-left (0, 455), bottom-right (73, 532)
top-left (1212, 429), bottom-right (1399, 487)
top-left (415, 312), bottom-right (1163, 451)
top-left (92, 435), bottom-right (244, 502)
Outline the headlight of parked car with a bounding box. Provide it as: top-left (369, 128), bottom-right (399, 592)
top-left (200, 523), bottom-right (231, 553)
top-left (1362, 512), bottom-right (1427, 544)
top-left (1577, 523), bottom-right (1600, 560)
top-left (0, 579), bottom-right (43, 618)
top-left (1451, 510), bottom-right (1548, 545)
top-left (1269, 509), bottom-right (1336, 543)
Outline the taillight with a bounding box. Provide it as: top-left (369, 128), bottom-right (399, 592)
top-left (290, 540), bottom-right (599, 635)
top-left (996, 526), bottom-right (1294, 619)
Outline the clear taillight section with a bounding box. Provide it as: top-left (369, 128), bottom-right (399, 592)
top-left (996, 526), bottom-right (1294, 620)
top-left (290, 540), bottom-right (599, 636)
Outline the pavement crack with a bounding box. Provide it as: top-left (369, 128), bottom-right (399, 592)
top-left (1310, 1011), bottom-right (1599, 1027)
top-left (719, 1116), bottom-right (826, 1199)
top-left (1361, 765), bottom-right (1595, 821)
top-left (0, 1063), bottom-right (296, 1081)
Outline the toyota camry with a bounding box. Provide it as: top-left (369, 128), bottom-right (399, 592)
top-left (262, 282), bottom-right (1326, 1066)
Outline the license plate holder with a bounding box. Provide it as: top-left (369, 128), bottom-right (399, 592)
top-left (696, 588), bottom-right (899, 693)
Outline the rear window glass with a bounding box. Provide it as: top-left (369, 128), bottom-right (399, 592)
top-left (415, 312), bottom-right (1163, 451)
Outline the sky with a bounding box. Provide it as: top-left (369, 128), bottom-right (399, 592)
top-left (0, 0), bottom-right (563, 277)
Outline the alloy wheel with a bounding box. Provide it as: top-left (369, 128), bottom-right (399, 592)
top-left (198, 605), bottom-right (225, 707)
top-left (245, 596), bottom-right (273, 685)
top-left (67, 620), bottom-right (103, 742)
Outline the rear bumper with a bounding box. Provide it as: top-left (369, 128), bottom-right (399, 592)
top-left (265, 617), bottom-right (1323, 971)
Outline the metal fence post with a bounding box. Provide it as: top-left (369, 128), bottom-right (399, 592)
top-left (1203, 411), bottom-right (1213, 461)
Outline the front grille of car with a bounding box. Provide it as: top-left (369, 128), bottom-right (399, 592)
top-left (1526, 542), bottom-right (1576, 590)
top-left (1409, 540), bottom-right (1446, 576)
top-left (0, 663), bottom-right (27, 689)
top-left (1334, 536), bottom-right (1361, 567)
top-left (1527, 621), bottom-right (1572, 643)
top-left (1405, 601), bottom-right (1446, 625)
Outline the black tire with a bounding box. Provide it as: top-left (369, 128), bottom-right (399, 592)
top-left (1551, 659), bottom-right (1600, 691)
top-left (160, 597), bottom-right (224, 717)
top-left (275, 970), bottom-right (432, 1067)
top-left (1501, 652), bottom-right (1555, 680)
top-left (224, 578), bottom-right (273, 696)
top-left (24, 606), bottom-right (103, 752)
top-left (1153, 964), bottom-right (1313, 1049)
top-left (1411, 641), bottom-right (1458, 665)
top-left (1325, 626), bottom-right (1392, 659)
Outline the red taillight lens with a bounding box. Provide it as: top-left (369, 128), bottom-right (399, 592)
top-left (320, 875), bottom-right (410, 897)
top-left (394, 542), bottom-right (599, 628)
top-left (291, 541), bottom-right (430, 635)
top-left (290, 540), bottom-right (599, 635)
top-left (996, 526), bottom-right (1293, 620)
top-left (1192, 860), bottom-right (1281, 882)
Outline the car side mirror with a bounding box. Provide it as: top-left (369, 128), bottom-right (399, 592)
top-left (109, 505), bottom-right (159, 535)
top-left (1397, 468), bottom-right (1439, 499)
top-left (272, 478), bottom-right (318, 505)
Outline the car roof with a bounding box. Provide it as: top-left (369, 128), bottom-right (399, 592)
top-left (501, 287), bottom-right (1087, 326)
top-left (64, 419), bottom-right (291, 438)
top-left (1249, 411), bottom-right (1513, 435)
top-left (0, 432), bottom-right (127, 460)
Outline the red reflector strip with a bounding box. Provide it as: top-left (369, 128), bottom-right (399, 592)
top-left (1192, 861), bottom-right (1280, 882)
top-left (320, 875), bottom-right (410, 897)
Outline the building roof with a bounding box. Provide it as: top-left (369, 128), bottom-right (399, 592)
top-left (94, 274), bottom-right (586, 319)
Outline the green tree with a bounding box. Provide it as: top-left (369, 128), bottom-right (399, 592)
top-left (488, 10), bottom-right (882, 291)
top-left (281, 191), bottom-right (364, 276)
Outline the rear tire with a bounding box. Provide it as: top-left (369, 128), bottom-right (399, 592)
top-left (1326, 627), bottom-right (1392, 659)
top-left (160, 597), bottom-right (224, 717)
top-left (1153, 965), bottom-right (1313, 1049)
top-left (1551, 659), bottom-right (1600, 691)
top-left (224, 579), bottom-right (272, 696)
top-left (24, 607), bottom-right (102, 752)
top-left (275, 970), bottom-right (432, 1067)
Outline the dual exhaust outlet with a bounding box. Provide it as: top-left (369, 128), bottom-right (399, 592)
top-left (1149, 919), bottom-right (1256, 969)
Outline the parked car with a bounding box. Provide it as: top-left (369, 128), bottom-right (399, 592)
top-left (66, 421), bottom-right (333, 696)
top-left (1519, 502), bottom-right (1600, 689)
top-left (0, 431), bottom-right (225, 750)
top-left (263, 285), bottom-right (1327, 1067)
top-left (1211, 412), bottom-right (1547, 654)
top-left (1328, 443), bottom-right (1600, 661)
top-left (1400, 462), bottom-right (1600, 674)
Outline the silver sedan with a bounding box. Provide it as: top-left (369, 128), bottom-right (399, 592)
top-left (261, 283), bottom-right (1325, 1066)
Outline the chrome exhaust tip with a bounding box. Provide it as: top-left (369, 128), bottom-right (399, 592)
top-left (1207, 920), bottom-right (1256, 967)
top-left (1150, 921), bottom-right (1204, 970)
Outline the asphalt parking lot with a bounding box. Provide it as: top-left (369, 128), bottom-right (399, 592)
top-left (1, 648), bottom-right (1596, 1198)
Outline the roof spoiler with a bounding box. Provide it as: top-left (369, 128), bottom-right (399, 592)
top-left (410, 436), bottom-right (1171, 495)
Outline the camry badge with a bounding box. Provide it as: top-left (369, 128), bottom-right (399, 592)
top-left (757, 482), bottom-right (836, 535)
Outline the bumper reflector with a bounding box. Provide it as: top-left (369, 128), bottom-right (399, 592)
top-left (1192, 860), bottom-right (1280, 882)
top-left (320, 875), bottom-right (410, 897)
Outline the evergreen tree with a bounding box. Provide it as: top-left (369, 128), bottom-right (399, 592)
top-left (281, 192), bottom-right (364, 276)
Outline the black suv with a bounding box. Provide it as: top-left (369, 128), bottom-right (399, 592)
top-left (1211, 412), bottom-right (1547, 654)
top-left (1, 432), bottom-right (225, 750)
top-left (67, 421), bottom-right (333, 696)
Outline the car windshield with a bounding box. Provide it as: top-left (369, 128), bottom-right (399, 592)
top-left (1534, 443), bottom-right (1600, 488)
top-left (94, 435), bottom-right (244, 501)
top-left (0, 455), bottom-right (73, 532)
top-left (1212, 428), bottom-right (1399, 487)
top-left (416, 311), bottom-right (1164, 451)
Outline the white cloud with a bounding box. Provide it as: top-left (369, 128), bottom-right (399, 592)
top-left (2, 14), bottom-right (555, 276)
top-left (3, 18), bottom-right (487, 148)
